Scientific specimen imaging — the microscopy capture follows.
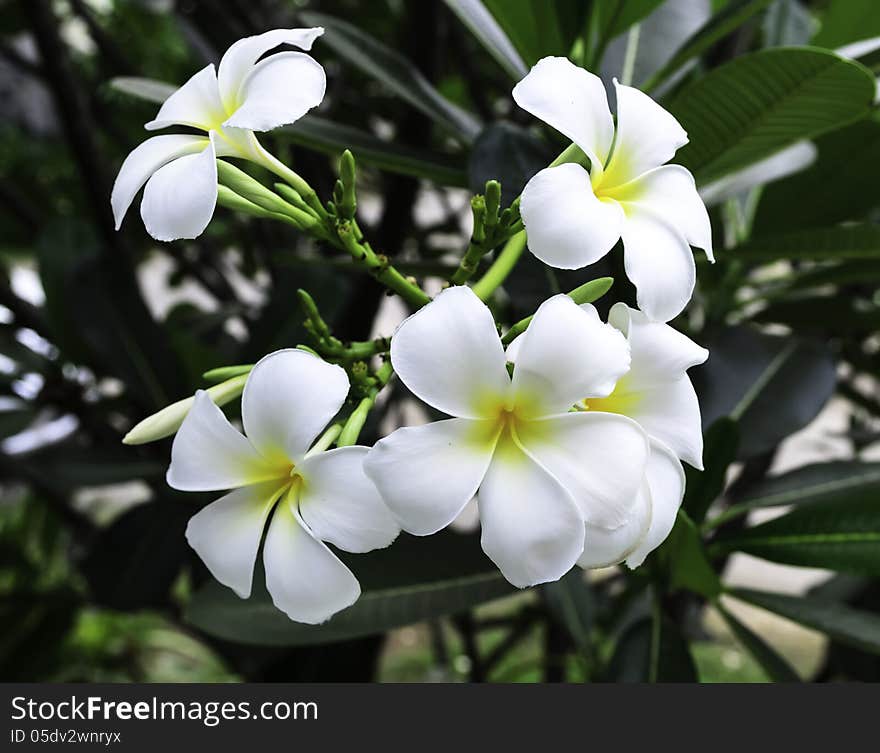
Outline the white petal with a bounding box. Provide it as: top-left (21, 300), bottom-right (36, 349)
top-left (111, 134), bottom-right (207, 230)
top-left (603, 80), bottom-right (688, 187)
top-left (144, 64), bottom-right (226, 131)
top-left (185, 480), bottom-right (282, 598)
top-left (479, 437), bottom-right (584, 588)
top-left (242, 349), bottom-right (349, 463)
top-left (608, 303), bottom-right (708, 388)
top-left (621, 208), bottom-right (696, 322)
top-left (224, 52), bottom-right (325, 131)
top-left (298, 446), bottom-right (399, 553)
top-left (218, 27), bottom-right (324, 111)
top-left (511, 294), bottom-right (630, 415)
top-left (578, 484), bottom-right (652, 569)
top-left (626, 440), bottom-right (685, 568)
top-left (140, 135), bottom-right (217, 241)
top-left (166, 390), bottom-right (279, 492)
top-left (521, 163), bottom-right (625, 270)
top-left (626, 376), bottom-right (704, 469)
top-left (614, 165), bottom-right (713, 261)
top-left (364, 418), bottom-right (497, 535)
top-left (390, 286), bottom-right (510, 419)
top-left (512, 56), bottom-right (614, 169)
top-left (450, 497), bottom-right (480, 533)
top-left (263, 492), bottom-right (360, 624)
top-left (518, 411), bottom-right (649, 529)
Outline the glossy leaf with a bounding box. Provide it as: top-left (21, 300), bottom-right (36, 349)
top-left (601, 0), bottom-right (711, 90)
top-left (692, 326), bottom-right (836, 458)
top-left (300, 11), bottom-right (481, 142)
top-left (481, 0), bottom-right (584, 66)
top-left (468, 121), bottom-right (554, 205)
top-left (717, 462), bottom-right (880, 521)
top-left (658, 511), bottom-right (722, 598)
top-left (668, 48), bottom-right (876, 184)
top-left (186, 532), bottom-right (513, 646)
top-left (736, 224), bottom-right (880, 263)
top-left (683, 417), bottom-right (739, 523)
top-left (605, 615), bottom-right (698, 682)
top-left (282, 116), bottom-right (468, 186)
top-left (730, 588), bottom-right (880, 655)
top-left (444, 0), bottom-right (528, 79)
top-left (592, 0), bottom-right (665, 50)
top-left (752, 295), bottom-right (880, 337)
top-left (812, 0), bottom-right (880, 48)
top-left (712, 484), bottom-right (880, 576)
top-left (754, 119), bottom-right (880, 234)
top-left (716, 601), bottom-right (801, 682)
top-left (643, 0), bottom-right (774, 92)
top-left (542, 569), bottom-right (596, 650)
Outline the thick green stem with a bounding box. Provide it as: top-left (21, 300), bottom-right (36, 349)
top-left (257, 148), bottom-right (327, 218)
top-left (336, 222), bottom-right (431, 308)
top-left (337, 361), bottom-right (393, 447)
top-left (470, 231), bottom-right (527, 301)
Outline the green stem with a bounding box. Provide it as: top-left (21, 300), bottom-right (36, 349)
top-left (258, 148), bottom-right (327, 218)
top-left (337, 361), bottom-right (393, 447)
top-left (336, 222), bottom-right (431, 308)
top-left (306, 423), bottom-right (343, 457)
top-left (470, 231), bottom-right (527, 301)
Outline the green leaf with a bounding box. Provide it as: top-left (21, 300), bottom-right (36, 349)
top-left (644, 0), bottom-right (774, 91)
top-left (481, 0), bottom-right (583, 66)
top-left (281, 115), bottom-right (468, 186)
top-left (601, 0), bottom-right (711, 90)
top-left (542, 569), bottom-right (595, 650)
top-left (714, 462), bottom-right (880, 524)
top-left (692, 326), bottom-right (836, 458)
top-left (716, 602), bottom-right (801, 682)
top-left (186, 532), bottom-right (513, 646)
top-left (300, 11), bottom-right (481, 142)
top-left (763, 0), bottom-right (818, 48)
top-left (605, 615), bottom-right (698, 682)
top-left (752, 295), bottom-right (880, 337)
top-left (668, 48), bottom-right (876, 185)
top-left (780, 260), bottom-right (880, 292)
top-left (737, 224), bottom-right (880, 263)
top-left (109, 76), bottom-right (175, 104)
top-left (812, 0), bottom-right (880, 49)
top-left (711, 489), bottom-right (880, 576)
top-left (657, 511), bottom-right (722, 598)
top-left (593, 0), bottom-right (665, 49)
top-left (730, 588), bottom-right (880, 654)
top-left (443, 0), bottom-right (528, 79)
top-left (683, 417), bottom-right (740, 523)
top-left (468, 121), bottom-right (555, 205)
top-left (754, 119), bottom-right (880, 233)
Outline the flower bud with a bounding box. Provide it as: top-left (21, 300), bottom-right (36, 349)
top-left (122, 373), bottom-right (248, 445)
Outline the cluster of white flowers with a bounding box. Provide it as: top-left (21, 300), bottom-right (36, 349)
top-left (117, 29), bottom-right (712, 624)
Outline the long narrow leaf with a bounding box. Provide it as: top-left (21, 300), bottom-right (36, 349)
top-left (300, 11), bottom-right (482, 142)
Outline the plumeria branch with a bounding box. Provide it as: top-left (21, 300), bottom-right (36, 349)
top-left (450, 181), bottom-right (522, 285)
top-left (297, 288), bottom-right (390, 363)
top-left (337, 360), bottom-right (393, 447)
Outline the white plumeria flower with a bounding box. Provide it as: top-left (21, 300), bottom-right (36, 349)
top-left (167, 349), bottom-right (399, 624)
top-left (509, 302), bottom-right (709, 568)
top-left (513, 57), bottom-right (714, 323)
top-left (364, 286), bottom-right (650, 588)
top-left (111, 27), bottom-right (326, 242)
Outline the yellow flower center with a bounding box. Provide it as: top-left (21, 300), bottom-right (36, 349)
top-left (580, 374), bottom-right (642, 416)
